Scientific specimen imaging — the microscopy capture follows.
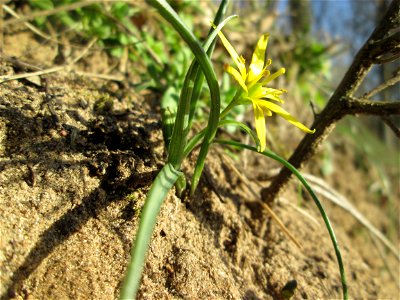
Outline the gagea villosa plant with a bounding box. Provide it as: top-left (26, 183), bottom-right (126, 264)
top-left (216, 28), bottom-right (315, 152)
top-left (120, 1), bottom-right (347, 299)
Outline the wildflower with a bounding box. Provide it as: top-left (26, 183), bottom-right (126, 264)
top-left (218, 30), bottom-right (315, 151)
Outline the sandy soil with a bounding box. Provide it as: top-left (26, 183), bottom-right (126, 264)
top-left (1, 27), bottom-right (399, 300)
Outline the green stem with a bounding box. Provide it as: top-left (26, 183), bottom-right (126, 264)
top-left (215, 139), bottom-right (348, 300)
top-left (167, 12), bottom-right (235, 169)
top-left (121, 3), bottom-right (234, 299)
top-left (219, 89), bottom-right (242, 119)
top-left (218, 119), bottom-right (260, 150)
top-left (120, 164), bottom-right (182, 299)
top-left (183, 90), bottom-right (245, 160)
top-left (190, 89), bottom-right (242, 194)
top-left (183, 129), bottom-right (206, 158)
top-left (167, 63), bottom-right (196, 168)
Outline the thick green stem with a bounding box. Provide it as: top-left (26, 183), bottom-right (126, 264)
top-left (120, 164), bottom-right (182, 299)
top-left (167, 63), bottom-right (196, 168)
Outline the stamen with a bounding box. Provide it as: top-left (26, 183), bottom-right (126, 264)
top-left (262, 69), bottom-right (271, 78)
top-left (262, 67), bottom-right (285, 84)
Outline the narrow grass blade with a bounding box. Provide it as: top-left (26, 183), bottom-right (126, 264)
top-left (215, 139), bottom-right (348, 300)
top-left (120, 164), bottom-right (182, 299)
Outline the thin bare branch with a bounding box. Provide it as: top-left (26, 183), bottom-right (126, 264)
top-left (369, 31), bottom-right (400, 64)
top-left (216, 149), bottom-right (302, 248)
top-left (1, 53), bottom-right (42, 71)
top-left (372, 52), bottom-right (400, 64)
top-left (3, 0), bottom-right (139, 26)
top-left (0, 37), bottom-right (97, 84)
top-left (3, 4), bottom-right (97, 52)
top-left (343, 96), bottom-right (400, 115)
top-left (71, 37), bottom-right (97, 64)
top-left (0, 66), bottom-right (65, 83)
top-left (74, 71), bottom-right (124, 82)
top-left (0, 0), bottom-right (4, 50)
top-left (100, 8), bottom-right (164, 67)
top-left (363, 73), bottom-right (400, 98)
top-left (369, 232), bottom-right (400, 288)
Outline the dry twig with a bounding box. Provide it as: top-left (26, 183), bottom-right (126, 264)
top-left (0, 37), bottom-right (99, 84)
top-left (0, 66), bottom-right (65, 83)
top-left (369, 232), bottom-right (400, 288)
top-left (0, 0), bottom-right (4, 50)
top-left (363, 72), bottom-right (400, 99)
top-left (3, 4), bottom-right (53, 41)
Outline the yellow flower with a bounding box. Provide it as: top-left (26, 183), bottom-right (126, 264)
top-left (218, 30), bottom-right (315, 151)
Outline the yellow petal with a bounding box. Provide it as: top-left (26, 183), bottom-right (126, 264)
top-left (248, 34), bottom-right (269, 83)
top-left (225, 64), bottom-right (248, 93)
top-left (217, 30), bottom-right (247, 77)
top-left (258, 101), bottom-right (315, 134)
top-left (261, 105), bottom-right (272, 116)
top-left (252, 102), bottom-right (267, 152)
top-left (261, 68), bottom-right (286, 85)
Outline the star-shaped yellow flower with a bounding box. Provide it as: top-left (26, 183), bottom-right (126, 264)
top-left (218, 30), bottom-right (315, 151)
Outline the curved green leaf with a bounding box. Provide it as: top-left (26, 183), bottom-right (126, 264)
top-left (214, 139), bottom-right (348, 300)
top-left (166, 13), bottom-right (237, 168)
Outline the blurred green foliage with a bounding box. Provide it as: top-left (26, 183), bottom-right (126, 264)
top-left (295, 39), bottom-right (328, 76)
top-left (29, 0), bottom-right (139, 57)
top-left (284, 37), bottom-right (332, 108)
top-left (27, 0), bottom-right (200, 117)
